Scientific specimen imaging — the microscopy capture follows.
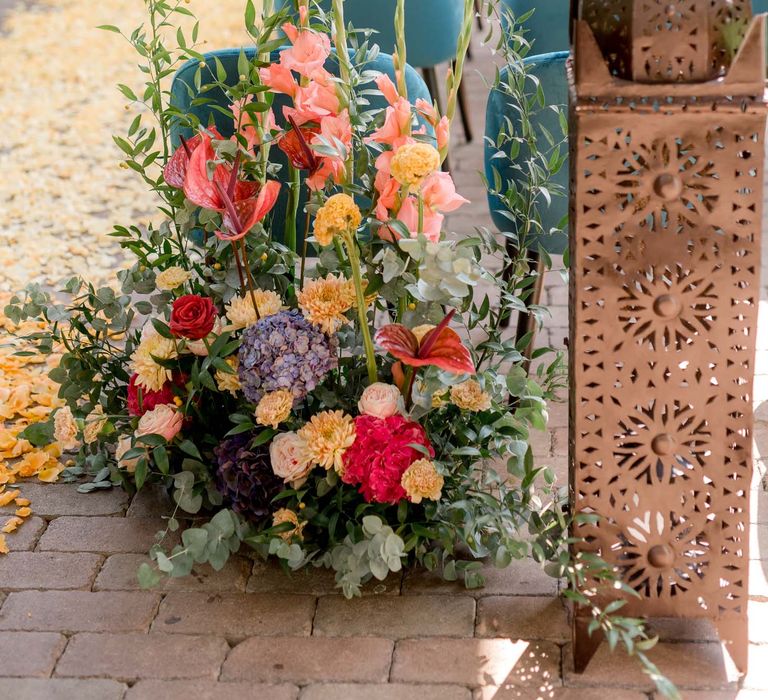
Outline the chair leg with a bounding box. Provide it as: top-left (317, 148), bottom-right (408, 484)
top-left (456, 70), bottom-right (474, 143)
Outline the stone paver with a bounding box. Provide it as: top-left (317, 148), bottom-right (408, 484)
top-left (94, 553), bottom-right (251, 592)
top-left (475, 596), bottom-right (569, 641)
top-left (152, 592), bottom-right (315, 641)
top-left (12, 483), bottom-right (128, 517)
top-left (0, 552), bottom-right (102, 591)
top-left (0, 631), bottom-right (66, 677)
top-left (55, 633), bottom-right (230, 681)
top-left (4, 516), bottom-right (46, 551)
top-left (125, 484), bottom-right (173, 518)
top-left (37, 516), bottom-right (169, 553)
top-left (0, 590), bottom-right (160, 633)
top-left (301, 684), bottom-right (473, 700)
top-left (0, 679), bottom-right (126, 700)
top-left (126, 679), bottom-right (299, 700)
top-left (313, 595), bottom-right (476, 638)
top-left (391, 638), bottom-right (561, 688)
top-left (222, 636), bottom-right (394, 684)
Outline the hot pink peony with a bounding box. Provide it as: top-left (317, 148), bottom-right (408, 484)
top-left (341, 415), bottom-right (434, 504)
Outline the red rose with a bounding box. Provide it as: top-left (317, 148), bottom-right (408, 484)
top-left (170, 295), bottom-right (216, 340)
top-left (341, 415), bottom-right (434, 504)
top-left (127, 372), bottom-right (187, 416)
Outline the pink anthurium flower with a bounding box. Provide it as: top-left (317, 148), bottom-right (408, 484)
top-left (375, 309), bottom-right (475, 375)
top-left (163, 127), bottom-right (223, 190)
top-left (217, 180), bottom-right (281, 241)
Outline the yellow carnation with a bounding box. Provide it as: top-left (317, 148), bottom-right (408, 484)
top-left (297, 410), bottom-right (356, 474)
top-left (155, 266), bottom-right (191, 291)
top-left (53, 405), bottom-right (79, 451)
top-left (83, 404), bottom-right (107, 444)
top-left (401, 458), bottom-right (444, 503)
top-left (272, 508), bottom-right (305, 541)
top-left (297, 274), bottom-right (356, 335)
top-left (390, 142), bottom-right (440, 189)
top-left (412, 324), bottom-right (435, 345)
top-left (215, 356), bottom-right (241, 396)
top-left (313, 193), bottom-right (362, 246)
top-left (225, 291), bottom-right (282, 330)
top-left (130, 334), bottom-right (178, 392)
top-left (450, 379), bottom-right (492, 412)
top-left (255, 390), bottom-right (293, 429)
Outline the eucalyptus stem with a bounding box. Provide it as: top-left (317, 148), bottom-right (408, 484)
top-left (341, 230), bottom-right (378, 385)
top-left (284, 165), bottom-right (300, 255)
top-left (394, 0), bottom-right (408, 98)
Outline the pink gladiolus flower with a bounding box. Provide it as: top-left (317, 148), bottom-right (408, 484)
top-left (375, 74), bottom-right (400, 106)
top-left (280, 23), bottom-right (331, 77)
top-left (259, 63), bottom-right (298, 98)
top-left (415, 98), bottom-right (438, 124)
top-left (422, 172), bottom-right (469, 213)
top-left (395, 197), bottom-right (443, 243)
top-left (283, 78), bottom-right (340, 126)
top-left (369, 97), bottom-right (413, 146)
top-left (305, 110), bottom-right (352, 190)
top-left (436, 116), bottom-right (450, 152)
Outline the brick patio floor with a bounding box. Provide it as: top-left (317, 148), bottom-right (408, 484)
top-left (3, 11), bottom-right (768, 700)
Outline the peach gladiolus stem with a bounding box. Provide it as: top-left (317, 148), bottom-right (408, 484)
top-left (442, 0), bottom-right (474, 163)
top-left (394, 0), bottom-right (408, 99)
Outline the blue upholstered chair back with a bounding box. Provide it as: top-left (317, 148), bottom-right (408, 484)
top-left (169, 48), bottom-right (431, 244)
top-left (273, 0), bottom-right (464, 67)
top-left (485, 51), bottom-right (569, 255)
top-left (754, 1), bottom-right (768, 13)
top-left (500, 0), bottom-right (570, 55)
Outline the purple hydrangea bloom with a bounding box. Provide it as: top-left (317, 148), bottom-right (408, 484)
top-left (237, 309), bottom-right (339, 404)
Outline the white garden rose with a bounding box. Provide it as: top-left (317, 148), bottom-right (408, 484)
top-left (358, 382), bottom-right (402, 419)
top-left (185, 317), bottom-right (223, 356)
top-left (270, 432), bottom-right (313, 484)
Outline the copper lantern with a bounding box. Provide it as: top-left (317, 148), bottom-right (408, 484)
top-left (568, 0), bottom-right (767, 674)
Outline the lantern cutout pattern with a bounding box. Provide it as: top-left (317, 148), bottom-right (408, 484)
top-left (569, 0), bottom-right (766, 675)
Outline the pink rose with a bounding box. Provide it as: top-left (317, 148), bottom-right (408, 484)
top-left (358, 383), bottom-right (403, 419)
top-left (136, 404), bottom-right (183, 442)
top-left (270, 432), bottom-right (313, 484)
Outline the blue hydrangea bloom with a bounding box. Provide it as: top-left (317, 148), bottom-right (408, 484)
top-left (237, 309), bottom-right (339, 404)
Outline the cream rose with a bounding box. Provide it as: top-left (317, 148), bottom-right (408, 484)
top-left (185, 317), bottom-right (223, 357)
top-left (270, 432), bottom-right (313, 484)
top-left (116, 436), bottom-right (140, 473)
top-left (155, 266), bottom-right (192, 291)
top-left (53, 406), bottom-right (80, 451)
top-left (358, 382), bottom-right (402, 419)
top-left (136, 404), bottom-right (183, 442)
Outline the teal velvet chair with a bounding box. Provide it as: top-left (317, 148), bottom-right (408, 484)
top-left (754, 1), bottom-right (768, 12)
top-left (169, 48), bottom-right (431, 246)
top-left (274, 0), bottom-right (473, 143)
top-left (500, 0), bottom-right (570, 55)
top-left (485, 51), bottom-right (568, 343)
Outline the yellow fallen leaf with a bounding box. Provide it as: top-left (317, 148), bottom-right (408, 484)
top-left (14, 497), bottom-right (30, 507)
top-left (0, 534), bottom-right (8, 555)
top-left (38, 463), bottom-right (64, 483)
top-left (0, 489), bottom-right (21, 506)
top-left (1, 516), bottom-right (23, 533)
top-left (14, 506), bottom-right (31, 518)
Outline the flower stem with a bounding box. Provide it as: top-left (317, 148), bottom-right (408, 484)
top-left (299, 204), bottom-right (312, 290)
top-left (394, 0), bottom-right (408, 99)
top-left (341, 230), bottom-right (378, 385)
top-left (442, 0), bottom-right (474, 163)
top-left (284, 165), bottom-right (300, 256)
top-left (239, 239), bottom-right (261, 320)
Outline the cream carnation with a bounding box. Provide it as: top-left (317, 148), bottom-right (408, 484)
top-left (136, 404), bottom-right (183, 442)
top-left (255, 390), bottom-right (293, 429)
top-left (401, 458), bottom-right (444, 503)
top-left (83, 405), bottom-right (107, 444)
top-left (450, 379), bottom-right (492, 412)
top-left (155, 266), bottom-right (191, 291)
top-left (269, 431), bottom-right (313, 484)
top-left (130, 334), bottom-right (178, 392)
top-left (358, 382), bottom-right (402, 419)
top-left (215, 356), bottom-right (241, 396)
top-left (53, 406), bottom-right (79, 451)
top-left (297, 410), bottom-right (356, 473)
top-left (272, 507), bottom-right (305, 541)
top-left (411, 324), bottom-right (435, 345)
top-left (297, 274), bottom-right (356, 335)
top-left (225, 291), bottom-right (283, 330)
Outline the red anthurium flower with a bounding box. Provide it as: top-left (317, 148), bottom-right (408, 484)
top-left (217, 180), bottom-right (282, 241)
top-left (163, 128), bottom-right (224, 190)
top-left (375, 309), bottom-right (475, 375)
top-left (277, 116), bottom-right (321, 173)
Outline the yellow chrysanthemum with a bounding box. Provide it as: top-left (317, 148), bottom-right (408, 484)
top-left (225, 291), bottom-right (282, 330)
top-left (412, 324), bottom-right (435, 345)
top-left (215, 356), bottom-right (241, 396)
top-left (297, 274), bottom-right (356, 335)
top-left (83, 404), bottom-right (106, 444)
top-left (297, 410), bottom-right (356, 474)
top-left (130, 334), bottom-right (178, 392)
top-left (390, 142), bottom-right (440, 189)
top-left (155, 266), bottom-right (191, 291)
top-left (255, 389), bottom-right (293, 429)
top-left (450, 379), bottom-right (492, 412)
top-left (313, 193), bottom-right (362, 246)
top-left (272, 507), bottom-right (305, 541)
top-left (401, 458), bottom-right (444, 503)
